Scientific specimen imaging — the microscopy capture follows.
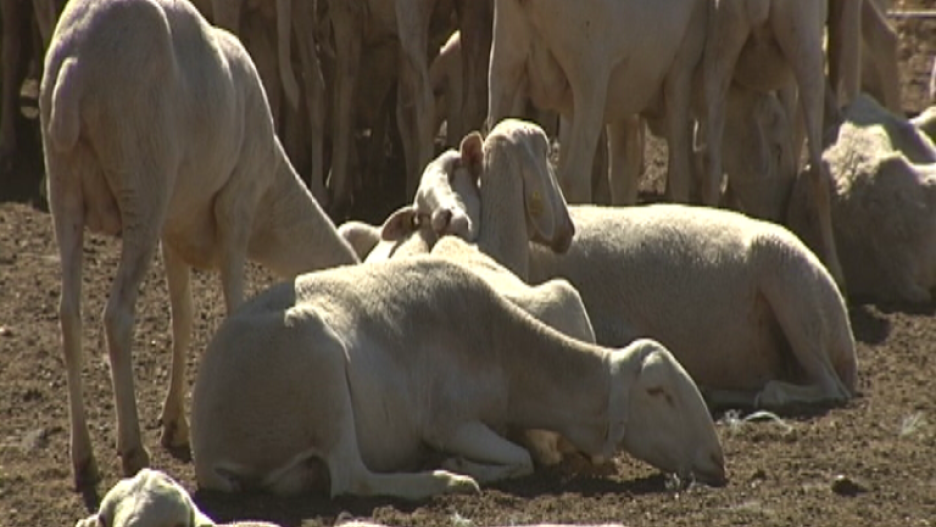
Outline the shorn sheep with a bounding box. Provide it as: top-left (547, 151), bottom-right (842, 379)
top-left (788, 95), bottom-right (936, 304)
top-left (703, 0), bottom-right (853, 289)
top-left (411, 122), bottom-right (857, 411)
top-left (79, 468), bottom-right (628, 527)
top-left (41, 0), bottom-right (359, 487)
top-left (191, 256), bottom-right (726, 499)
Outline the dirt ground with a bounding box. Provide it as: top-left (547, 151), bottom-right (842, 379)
top-left (3, 4), bottom-right (936, 527)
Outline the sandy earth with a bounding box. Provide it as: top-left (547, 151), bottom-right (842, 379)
top-left (2, 3), bottom-right (936, 526)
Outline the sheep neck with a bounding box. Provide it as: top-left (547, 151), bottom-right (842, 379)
top-left (490, 305), bottom-right (612, 446)
top-left (477, 152), bottom-right (532, 280)
top-left (248, 141), bottom-right (360, 276)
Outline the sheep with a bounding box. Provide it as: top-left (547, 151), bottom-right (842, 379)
top-left (487, 0), bottom-right (707, 205)
top-left (703, 0), bottom-right (852, 289)
top-left (80, 468), bottom-right (627, 527)
top-left (787, 95), bottom-right (936, 304)
top-left (415, 122), bottom-right (856, 412)
top-left (75, 468), bottom-right (278, 527)
top-left (191, 255), bottom-right (726, 499)
top-left (41, 0), bottom-right (360, 488)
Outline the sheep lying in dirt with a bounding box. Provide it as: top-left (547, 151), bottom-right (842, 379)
top-left (79, 468), bottom-right (627, 527)
top-left (191, 256), bottom-right (726, 499)
top-left (414, 122), bottom-right (856, 412)
top-left (75, 468), bottom-right (277, 527)
top-left (787, 95), bottom-right (936, 304)
top-left (41, 0), bottom-right (358, 487)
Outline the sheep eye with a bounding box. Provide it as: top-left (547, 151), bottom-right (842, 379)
top-left (646, 386), bottom-right (675, 407)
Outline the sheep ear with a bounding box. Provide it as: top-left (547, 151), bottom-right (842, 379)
top-left (459, 131), bottom-right (484, 182)
top-left (520, 137), bottom-right (563, 243)
top-left (380, 206), bottom-right (419, 241)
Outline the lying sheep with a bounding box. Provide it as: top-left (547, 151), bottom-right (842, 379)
top-left (415, 122), bottom-right (856, 411)
top-left (75, 468), bottom-right (277, 527)
top-left (191, 256), bottom-right (726, 499)
top-left (787, 95), bottom-right (936, 304)
top-left (80, 468), bottom-right (627, 527)
top-left (41, 0), bottom-right (359, 487)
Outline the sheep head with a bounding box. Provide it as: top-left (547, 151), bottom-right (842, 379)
top-left (482, 119), bottom-right (575, 253)
top-left (76, 468), bottom-right (214, 527)
top-left (412, 144), bottom-right (482, 241)
top-left (606, 339), bottom-right (726, 487)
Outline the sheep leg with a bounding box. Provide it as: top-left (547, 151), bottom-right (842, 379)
top-left (47, 155), bottom-right (98, 488)
top-left (158, 243), bottom-right (192, 450)
top-left (662, 21), bottom-right (701, 204)
top-left (293, 0), bottom-right (329, 208)
top-left (487, 0), bottom-right (529, 127)
top-left (105, 223), bottom-right (162, 477)
top-left (702, 6), bottom-right (749, 207)
top-left (395, 0), bottom-right (437, 199)
top-left (775, 13), bottom-right (847, 289)
top-left (558, 70), bottom-right (612, 203)
top-left (827, 0), bottom-right (862, 108)
top-left (454, 0), bottom-right (493, 141)
top-left (326, 0), bottom-right (362, 217)
top-left (438, 421), bottom-right (535, 483)
top-left (861, 0), bottom-right (902, 113)
top-left (607, 116), bottom-right (643, 206)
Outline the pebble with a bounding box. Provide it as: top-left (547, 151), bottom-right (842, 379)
top-left (831, 474), bottom-right (868, 496)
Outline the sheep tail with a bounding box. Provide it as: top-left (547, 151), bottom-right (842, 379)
top-left (47, 57), bottom-right (82, 153)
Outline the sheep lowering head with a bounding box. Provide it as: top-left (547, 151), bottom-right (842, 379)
top-left (191, 258), bottom-right (726, 500)
top-left (41, 0), bottom-right (357, 487)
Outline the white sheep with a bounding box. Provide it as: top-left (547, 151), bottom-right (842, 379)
top-left (41, 0), bottom-right (359, 487)
top-left (703, 0), bottom-right (851, 289)
top-left (191, 255), bottom-right (726, 500)
top-left (79, 468), bottom-right (627, 527)
top-left (75, 468), bottom-right (277, 527)
top-left (487, 0), bottom-right (707, 204)
top-left (414, 122), bottom-right (856, 411)
top-left (787, 95), bottom-right (936, 304)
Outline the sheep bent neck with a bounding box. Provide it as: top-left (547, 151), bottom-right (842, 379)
top-left (247, 141), bottom-right (359, 276)
top-left (313, 259), bottom-right (615, 455)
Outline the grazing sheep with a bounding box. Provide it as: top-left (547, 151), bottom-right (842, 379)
top-left (703, 0), bottom-right (850, 289)
top-left (41, 0), bottom-right (359, 487)
top-left (787, 95), bottom-right (936, 304)
top-left (487, 0), bottom-right (706, 204)
top-left (416, 123), bottom-right (856, 411)
top-left (75, 468), bottom-right (277, 527)
top-left (191, 256), bottom-right (726, 499)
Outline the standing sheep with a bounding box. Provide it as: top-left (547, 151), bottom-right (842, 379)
top-left (788, 95), bottom-right (936, 304)
top-left (41, 0), bottom-right (359, 488)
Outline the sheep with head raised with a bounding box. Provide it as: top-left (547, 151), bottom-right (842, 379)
top-left (416, 120), bottom-right (856, 412)
top-left (191, 255), bottom-right (725, 499)
top-left (41, 0), bottom-right (359, 488)
top-left (787, 95), bottom-right (936, 304)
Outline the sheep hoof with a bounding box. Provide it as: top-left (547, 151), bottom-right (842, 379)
top-left (120, 446), bottom-right (151, 477)
top-left (73, 455), bottom-right (101, 490)
top-left (159, 415), bottom-right (190, 450)
top-left (437, 471), bottom-right (480, 495)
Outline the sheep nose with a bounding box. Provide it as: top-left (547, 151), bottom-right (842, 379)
top-left (431, 209), bottom-right (454, 233)
top-left (551, 219), bottom-right (575, 253)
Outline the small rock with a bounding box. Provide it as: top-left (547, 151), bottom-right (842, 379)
top-left (831, 474), bottom-right (868, 496)
top-left (0, 326), bottom-right (12, 337)
top-left (21, 427), bottom-right (50, 453)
